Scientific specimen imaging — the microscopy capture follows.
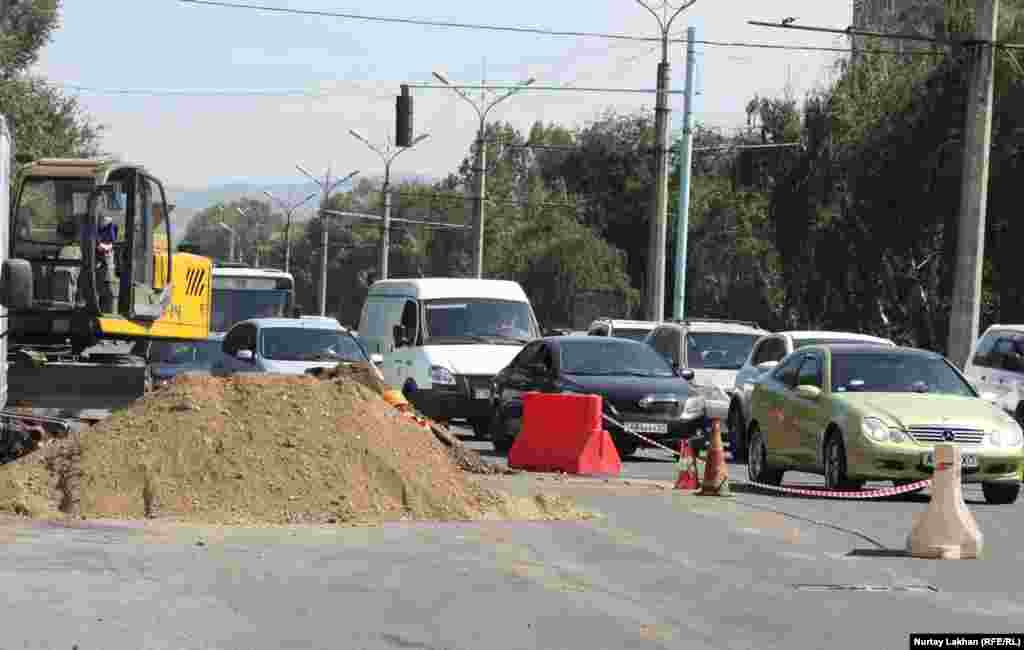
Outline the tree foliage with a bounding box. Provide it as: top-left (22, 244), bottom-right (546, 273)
top-left (0, 0), bottom-right (102, 165)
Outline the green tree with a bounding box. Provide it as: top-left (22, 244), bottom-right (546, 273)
top-left (0, 1), bottom-right (102, 164)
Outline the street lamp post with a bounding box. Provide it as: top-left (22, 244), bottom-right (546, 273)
top-left (636, 0), bottom-right (697, 322)
top-left (218, 221), bottom-right (236, 264)
top-left (264, 190), bottom-right (317, 274)
top-left (349, 129), bottom-right (430, 281)
top-left (433, 70), bottom-right (535, 278)
top-left (296, 164), bottom-right (359, 316)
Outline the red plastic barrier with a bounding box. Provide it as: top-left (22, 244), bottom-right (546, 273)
top-left (508, 392), bottom-right (621, 476)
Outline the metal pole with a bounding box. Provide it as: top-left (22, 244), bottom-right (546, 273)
top-left (319, 167), bottom-right (330, 317)
top-left (647, 47), bottom-right (671, 322)
top-left (380, 161), bottom-right (392, 280)
top-left (284, 207), bottom-right (292, 274)
top-left (673, 26), bottom-right (697, 321)
top-left (472, 118), bottom-right (487, 278)
top-left (947, 0), bottom-right (998, 368)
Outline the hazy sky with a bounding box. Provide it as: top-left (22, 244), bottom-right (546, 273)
top-left (35, 1), bottom-right (853, 189)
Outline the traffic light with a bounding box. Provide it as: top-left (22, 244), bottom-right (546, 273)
top-left (396, 84), bottom-right (413, 147)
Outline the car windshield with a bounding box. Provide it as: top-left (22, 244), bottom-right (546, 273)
top-left (613, 328), bottom-right (653, 342)
top-left (15, 177), bottom-right (127, 250)
top-left (149, 339), bottom-right (226, 366)
top-left (212, 289), bottom-right (291, 332)
top-left (686, 333), bottom-right (761, 370)
top-left (831, 352), bottom-right (976, 397)
top-left (424, 299), bottom-right (538, 343)
top-left (260, 328), bottom-right (368, 363)
top-left (560, 339), bottom-right (676, 377)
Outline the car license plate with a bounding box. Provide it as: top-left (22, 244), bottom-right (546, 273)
top-left (625, 422), bottom-right (668, 434)
top-left (923, 452), bottom-right (979, 469)
top-left (473, 388), bottom-right (491, 400)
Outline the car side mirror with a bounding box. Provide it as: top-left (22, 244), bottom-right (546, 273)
top-left (674, 365), bottom-right (695, 381)
top-left (370, 353), bottom-right (383, 366)
top-left (527, 362), bottom-right (549, 377)
top-left (0, 259), bottom-right (33, 310)
top-left (756, 360), bottom-right (779, 371)
top-left (393, 324), bottom-right (410, 347)
top-left (795, 384), bottom-right (822, 400)
top-left (235, 349), bottom-right (255, 362)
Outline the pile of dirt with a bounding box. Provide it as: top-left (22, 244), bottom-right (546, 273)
top-left (0, 370), bottom-right (587, 526)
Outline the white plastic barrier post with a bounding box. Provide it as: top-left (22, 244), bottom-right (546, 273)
top-left (906, 444), bottom-right (983, 559)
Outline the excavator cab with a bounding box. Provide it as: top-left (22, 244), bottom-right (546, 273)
top-left (11, 160), bottom-right (175, 349)
top-left (6, 158), bottom-right (213, 420)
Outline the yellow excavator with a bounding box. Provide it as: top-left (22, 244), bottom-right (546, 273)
top-left (3, 157), bottom-right (213, 431)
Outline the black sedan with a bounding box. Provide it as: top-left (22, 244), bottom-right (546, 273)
top-left (488, 336), bottom-right (708, 457)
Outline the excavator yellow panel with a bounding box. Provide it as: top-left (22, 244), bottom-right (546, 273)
top-left (97, 251), bottom-right (212, 341)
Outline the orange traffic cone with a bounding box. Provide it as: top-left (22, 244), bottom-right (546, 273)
top-left (674, 438), bottom-right (700, 490)
top-left (699, 418), bottom-right (732, 497)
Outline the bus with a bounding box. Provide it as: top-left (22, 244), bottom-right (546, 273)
top-left (211, 263), bottom-right (295, 333)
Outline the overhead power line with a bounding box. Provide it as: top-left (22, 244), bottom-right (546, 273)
top-left (179, 0), bottom-right (942, 56)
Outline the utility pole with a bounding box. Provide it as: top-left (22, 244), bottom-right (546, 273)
top-left (673, 26), bottom-right (698, 321)
top-left (947, 0), bottom-right (998, 369)
top-left (433, 70), bottom-right (535, 278)
top-left (637, 0), bottom-right (697, 323)
top-left (218, 222), bottom-right (236, 264)
top-left (264, 190), bottom-right (318, 274)
top-left (296, 164), bottom-right (359, 316)
top-left (350, 129), bottom-right (430, 281)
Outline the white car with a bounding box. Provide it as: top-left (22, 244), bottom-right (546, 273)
top-left (728, 330), bottom-right (895, 461)
top-left (964, 324), bottom-right (1024, 423)
top-left (214, 317), bottom-right (375, 377)
top-left (645, 318), bottom-right (770, 424)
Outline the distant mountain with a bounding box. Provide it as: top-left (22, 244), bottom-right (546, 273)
top-left (164, 173), bottom-right (438, 244)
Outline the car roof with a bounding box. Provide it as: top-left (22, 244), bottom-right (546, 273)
top-left (778, 330), bottom-right (895, 344)
top-left (367, 277), bottom-right (529, 302)
top-left (546, 335), bottom-right (648, 345)
top-left (804, 343), bottom-right (941, 358)
top-left (234, 317), bottom-right (347, 332)
top-left (982, 324), bottom-right (1024, 335)
top-left (591, 319), bottom-right (658, 329)
top-left (659, 319), bottom-right (768, 335)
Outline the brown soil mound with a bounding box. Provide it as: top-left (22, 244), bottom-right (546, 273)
top-left (0, 370), bottom-right (587, 526)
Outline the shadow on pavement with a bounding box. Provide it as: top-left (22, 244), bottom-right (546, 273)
top-left (846, 548), bottom-right (910, 558)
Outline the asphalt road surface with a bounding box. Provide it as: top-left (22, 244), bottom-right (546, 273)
top-left (0, 427), bottom-right (1020, 649)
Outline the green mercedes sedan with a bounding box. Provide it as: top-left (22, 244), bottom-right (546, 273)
top-left (746, 344), bottom-right (1024, 504)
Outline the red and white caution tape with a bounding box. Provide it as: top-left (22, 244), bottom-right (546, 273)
top-left (743, 478), bottom-right (933, 499)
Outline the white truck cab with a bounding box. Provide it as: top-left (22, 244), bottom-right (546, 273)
top-left (964, 324), bottom-right (1024, 422)
top-left (358, 278), bottom-right (540, 436)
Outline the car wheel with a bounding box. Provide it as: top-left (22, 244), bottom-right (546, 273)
top-left (747, 425), bottom-right (783, 485)
top-left (728, 402), bottom-right (748, 462)
top-left (982, 481), bottom-right (1020, 505)
top-left (824, 432), bottom-right (864, 491)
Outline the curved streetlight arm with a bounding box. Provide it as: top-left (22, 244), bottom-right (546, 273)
top-left (387, 133), bottom-right (431, 167)
top-left (296, 164), bottom-right (323, 187)
top-left (434, 71), bottom-right (484, 120)
top-left (482, 78), bottom-right (536, 120)
top-left (350, 129), bottom-right (385, 159)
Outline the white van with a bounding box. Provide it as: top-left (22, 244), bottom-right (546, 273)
top-left (358, 278), bottom-right (540, 436)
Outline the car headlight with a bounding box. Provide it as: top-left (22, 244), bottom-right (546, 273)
top-left (683, 396), bottom-right (705, 417)
top-left (990, 417), bottom-right (1023, 447)
top-left (862, 417), bottom-right (904, 443)
top-left (429, 365), bottom-right (456, 386)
